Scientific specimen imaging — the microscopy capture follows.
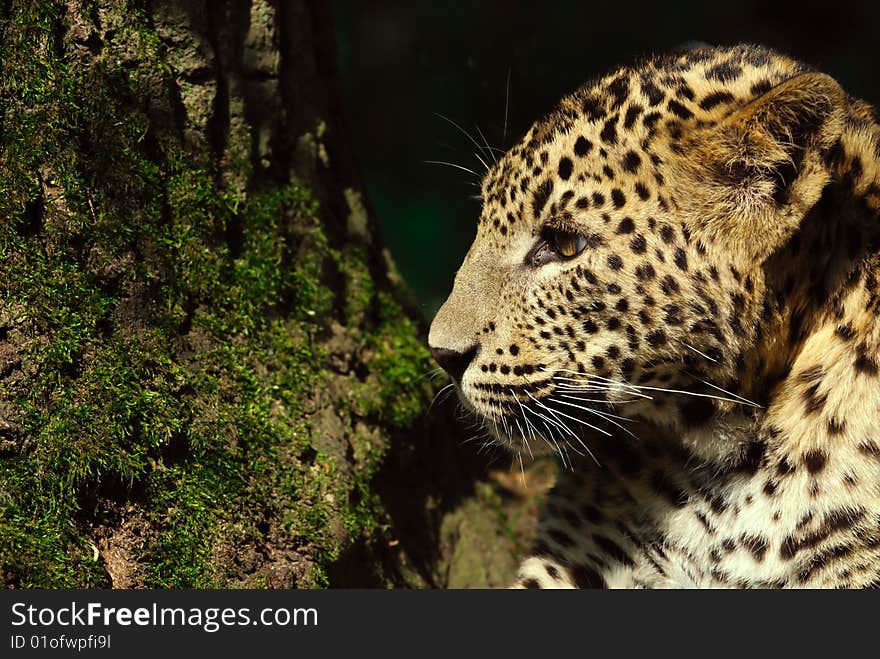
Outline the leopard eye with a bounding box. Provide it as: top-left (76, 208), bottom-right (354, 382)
top-left (551, 229), bottom-right (587, 258)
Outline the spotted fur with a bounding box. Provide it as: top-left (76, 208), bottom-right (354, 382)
top-left (429, 45), bottom-right (880, 588)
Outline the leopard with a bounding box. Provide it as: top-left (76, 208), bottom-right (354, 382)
top-left (428, 44), bottom-right (880, 588)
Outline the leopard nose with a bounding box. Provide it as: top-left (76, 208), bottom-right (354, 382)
top-left (430, 344), bottom-right (479, 383)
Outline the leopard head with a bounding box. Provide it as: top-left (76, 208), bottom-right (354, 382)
top-left (429, 46), bottom-right (849, 459)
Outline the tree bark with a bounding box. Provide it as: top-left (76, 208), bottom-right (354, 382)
top-left (0, 0), bottom-right (527, 588)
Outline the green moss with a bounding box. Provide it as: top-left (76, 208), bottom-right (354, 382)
top-left (0, 2), bottom-right (439, 588)
top-left (368, 292), bottom-right (435, 428)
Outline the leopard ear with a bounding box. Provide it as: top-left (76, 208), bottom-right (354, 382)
top-left (683, 72), bottom-right (847, 263)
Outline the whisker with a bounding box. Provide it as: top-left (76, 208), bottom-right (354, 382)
top-left (523, 372), bottom-right (599, 462)
top-left (428, 382), bottom-right (456, 416)
top-left (694, 377), bottom-right (763, 408)
top-left (472, 150), bottom-right (491, 174)
top-left (510, 389), bottom-right (537, 459)
top-left (552, 381), bottom-right (644, 396)
top-left (490, 414), bottom-right (503, 443)
top-left (541, 419), bottom-right (572, 467)
top-left (500, 410), bottom-right (512, 445)
top-left (629, 385), bottom-right (762, 407)
top-left (530, 412), bottom-right (569, 466)
top-left (681, 341), bottom-right (718, 363)
top-left (424, 159), bottom-right (480, 178)
top-left (558, 442), bottom-right (574, 472)
top-left (516, 450), bottom-right (526, 487)
top-left (527, 389), bottom-right (611, 438)
top-left (513, 416), bottom-right (527, 446)
top-left (552, 369), bottom-right (761, 408)
top-left (524, 391), bottom-right (600, 464)
top-left (555, 392), bottom-right (642, 405)
top-left (553, 397), bottom-right (640, 440)
top-left (434, 112), bottom-right (493, 171)
top-left (474, 123), bottom-right (498, 163)
top-left (553, 375), bottom-right (651, 399)
top-left (462, 432), bottom-right (490, 447)
top-left (421, 366), bottom-right (445, 380)
top-left (554, 369), bottom-right (644, 392)
top-left (556, 395), bottom-right (634, 422)
top-left (558, 429), bottom-right (597, 467)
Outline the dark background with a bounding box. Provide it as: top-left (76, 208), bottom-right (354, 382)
top-left (333, 0), bottom-right (880, 315)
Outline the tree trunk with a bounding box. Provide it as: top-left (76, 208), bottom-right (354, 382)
top-left (0, 0), bottom-right (529, 588)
